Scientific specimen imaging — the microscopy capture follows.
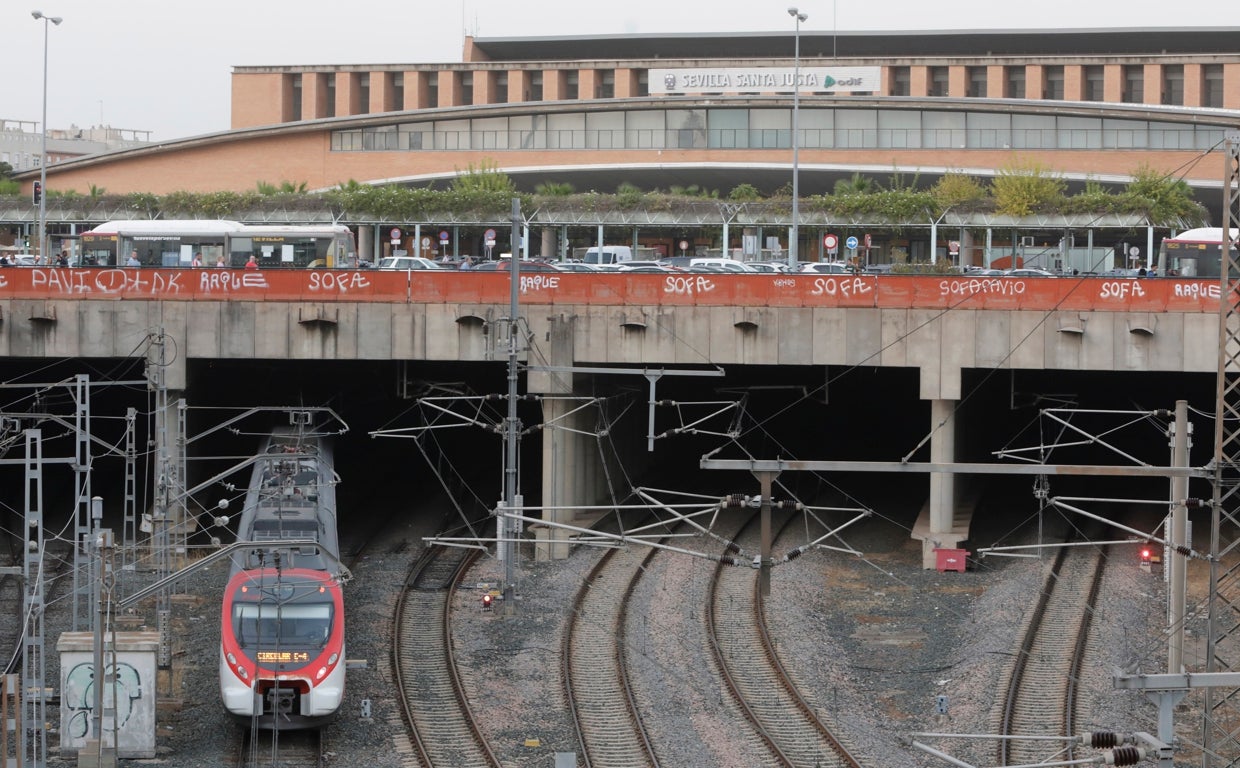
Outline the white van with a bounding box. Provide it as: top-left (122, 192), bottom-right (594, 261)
top-left (581, 246), bottom-right (633, 266)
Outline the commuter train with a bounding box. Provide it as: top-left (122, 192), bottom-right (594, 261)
top-left (79, 219), bottom-right (358, 269)
top-left (219, 425), bottom-right (345, 730)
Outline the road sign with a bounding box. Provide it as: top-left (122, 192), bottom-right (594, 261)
top-left (389, 227), bottom-right (402, 240)
top-left (864, 233), bottom-right (872, 248)
top-left (421, 237), bottom-right (431, 249)
top-left (439, 230), bottom-right (450, 242)
top-left (947, 240), bottom-right (960, 256)
top-left (485, 228), bottom-right (497, 241)
top-left (679, 240), bottom-right (689, 253)
top-left (845, 236), bottom-right (859, 250)
top-left (824, 233), bottom-right (838, 250)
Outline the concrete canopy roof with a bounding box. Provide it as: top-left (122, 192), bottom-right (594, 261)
top-left (470, 28), bottom-right (1240, 62)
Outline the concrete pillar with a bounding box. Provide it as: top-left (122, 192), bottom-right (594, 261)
top-left (358, 225), bottom-right (376, 265)
top-left (531, 314), bottom-right (577, 560)
top-left (541, 229), bottom-right (557, 261)
top-left (916, 398), bottom-right (968, 568)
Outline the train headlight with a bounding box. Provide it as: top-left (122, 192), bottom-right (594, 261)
top-left (238, 667), bottom-right (248, 680)
top-left (226, 653), bottom-right (236, 665)
top-left (316, 667), bottom-right (327, 680)
top-left (329, 653), bottom-right (338, 665)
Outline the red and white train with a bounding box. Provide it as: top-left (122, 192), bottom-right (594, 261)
top-left (219, 424), bottom-right (345, 729)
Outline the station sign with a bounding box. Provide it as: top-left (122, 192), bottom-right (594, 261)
top-left (649, 66), bottom-right (881, 95)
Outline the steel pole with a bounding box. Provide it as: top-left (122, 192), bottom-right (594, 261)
top-left (788, 10), bottom-right (805, 271)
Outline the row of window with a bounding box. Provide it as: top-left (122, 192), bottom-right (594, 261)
top-left (331, 107), bottom-right (1227, 153)
top-left (289, 69), bottom-right (607, 122)
top-left (890, 64), bottom-right (1226, 107)
top-left (293, 62), bottom-right (1229, 122)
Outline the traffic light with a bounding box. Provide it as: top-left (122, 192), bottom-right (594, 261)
top-left (32, 181), bottom-right (42, 205)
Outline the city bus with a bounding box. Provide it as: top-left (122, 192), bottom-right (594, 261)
top-left (78, 220), bottom-right (358, 268)
top-left (1157, 227), bottom-right (1239, 278)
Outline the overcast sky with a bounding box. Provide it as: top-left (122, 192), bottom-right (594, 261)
top-left (8, 0), bottom-right (1238, 142)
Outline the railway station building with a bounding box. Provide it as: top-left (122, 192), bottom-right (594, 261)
top-left (10, 28), bottom-right (1240, 266)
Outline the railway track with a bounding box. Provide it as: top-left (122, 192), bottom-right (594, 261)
top-left (563, 526), bottom-right (666, 768)
top-left (393, 544), bottom-right (500, 768)
top-left (237, 726), bottom-right (324, 768)
top-left (707, 510), bottom-right (864, 768)
top-left (997, 542), bottom-right (1107, 766)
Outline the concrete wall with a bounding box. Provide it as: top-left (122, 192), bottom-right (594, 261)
top-left (0, 299), bottom-right (1222, 396)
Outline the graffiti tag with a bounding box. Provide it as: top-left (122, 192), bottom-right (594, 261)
top-left (30, 268), bottom-right (184, 295)
top-left (309, 271), bottom-right (372, 293)
top-left (199, 271), bottom-right (269, 292)
top-left (938, 278), bottom-right (1027, 297)
top-left (520, 275), bottom-right (560, 291)
top-left (664, 275), bottom-right (716, 295)
top-left (809, 276), bottom-right (872, 297)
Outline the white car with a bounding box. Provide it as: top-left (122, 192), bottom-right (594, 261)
top-left (800, 262), bottom-right (853, 275)
top-left (377, 256), bottom-right (447, 271)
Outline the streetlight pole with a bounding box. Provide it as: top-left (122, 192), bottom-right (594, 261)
top-left (787, 7), bottom-right (807, 271)
top-left (33, 9), bottom-right (62, 264)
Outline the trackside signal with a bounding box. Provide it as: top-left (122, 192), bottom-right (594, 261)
top-left (482, 593), bottom-right (494, 611)
top-left (33, 181), bottom-right (42, 204)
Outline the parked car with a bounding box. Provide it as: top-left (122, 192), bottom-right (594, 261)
top-left (1003, 268), bottom-right (1057, 277)
top-left (378, 256), bottom-right (447, 270)
top-left (689, 257), bottom-right (756, 273)
top-left (800, 262), bottom-right (853, 275)
top-left (472, 260), bottom-right (563, 272)
top-left (617, 260), bottom-right (681, 272)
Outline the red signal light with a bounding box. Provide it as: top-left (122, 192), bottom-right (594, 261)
top-left (481, 593), bottom-right (493, 610)
top-left (1140, 548), bottom-right (1152, 561)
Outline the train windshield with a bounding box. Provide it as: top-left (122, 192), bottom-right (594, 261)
top-left (232, 601), bottom-right (333, 649)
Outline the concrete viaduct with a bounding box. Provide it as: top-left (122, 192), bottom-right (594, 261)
top-left (0, 266), bottom-right (1221, 566)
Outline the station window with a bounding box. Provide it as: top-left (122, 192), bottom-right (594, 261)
top-left (966, 67), bottom-right (987, 98)
top-left (393, 73), bottom-right (404, 110)
top-left (495, 72), bottom-right (509, 104)
top-left (565, 72), bottom-right (579, 100)
top-left (1043, 66), bottom-right (1064, 100)
top-left (1203, 64), bottom-right (1224, 108)
top-left (288, 74), bottom-right (302, 122)
top-left (357, 74), bottom-right (370, 115)
top-left (928, 67), bottom-right (949, 97)
top-left (1162, 65), bottom-right (1183, 106)
top-left (321, 74), bottom-right (336, 118)
top-left (1083, 66), bottom-right (1104, 101)
top-left (529, 71), bottom-right (543, 101)
top-left (1005, 67), bottom-right (1025, 99)
top-left (889, 66), bottom-right (910, 96)
top-left (1122, 65), bottom-right (1143, 103)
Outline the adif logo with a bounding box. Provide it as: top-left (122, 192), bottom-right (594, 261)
top-left (822, 75), bottom-right (836, 89)
top-left (664, 73), bottom-right (678, 91)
